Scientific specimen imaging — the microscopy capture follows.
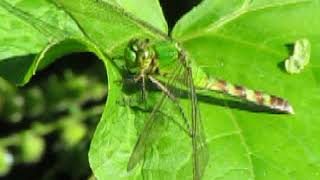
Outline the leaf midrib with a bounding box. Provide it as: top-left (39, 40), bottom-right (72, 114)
top-left (94, 0), bottom-right (169, 40)
top-left (226, 109), bottom-right (256, 179)
top-left (64, 0), bottom-right (169, 41)
top-left (53, 0), bottom-right (170, 55)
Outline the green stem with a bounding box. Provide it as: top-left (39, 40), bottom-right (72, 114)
top-left (0, 134), bottom-right (20, 147)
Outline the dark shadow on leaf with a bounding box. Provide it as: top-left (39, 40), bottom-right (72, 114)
top-left (197, 93), bottom-right (289, 114)
top-left (278, 43), bottom-right (295, 73)
top-left (285, 43), bottom-right (294, 54)
top-left (0, 55), bottom-right (36, 85)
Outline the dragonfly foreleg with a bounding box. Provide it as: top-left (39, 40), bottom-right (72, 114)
top-left (141, 75), bottom-right (147, 101)
top-left (133, 73), bottom-right (148, 103)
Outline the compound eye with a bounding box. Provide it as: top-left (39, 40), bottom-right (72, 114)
top-left (142, 51), bottom-right (149, 59)
top-left (132, 45), bottom-right (138, 52)
top-left (124, 47), bottom-right (137, 67)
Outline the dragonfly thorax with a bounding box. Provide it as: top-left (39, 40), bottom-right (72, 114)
top-left (124, 38), bottom-right (183, 77)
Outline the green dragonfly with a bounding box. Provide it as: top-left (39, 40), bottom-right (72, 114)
top-left (123, 38), bottom-right (293, 179)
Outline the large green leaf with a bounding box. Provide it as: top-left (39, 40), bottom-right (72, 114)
top-left (173, 0), bottom-right (320, 179)
top-left (1, 0), bottom-right (319, 179)
top-left (48, 0), bottom-right (170, 179)
top-left (0, 0), bottom-right (169, 179)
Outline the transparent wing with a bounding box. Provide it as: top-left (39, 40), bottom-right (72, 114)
top-left (185, 64), bottom-right (209, 180)
top-left (127, 93), bottom-right (168, 170)
top-left (127, 64), bottom-right (187, 171)
top-left (162, 55), bottom-right (209, 179)
top-left (127, 59), bottom-right (209, 179)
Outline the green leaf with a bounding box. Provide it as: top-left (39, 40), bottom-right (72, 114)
top-left (173, 0), bottom-right (320, 179)
top-left (0, 0), bottom-right (84, 85)
top-left (19, 131), bottom-right (45, 163)
top-left (0, 0), bottom-right (169, 178)
top-left (103, 0), bottom-right (168, 33)
top-left (2, 0), bottom-right (319, 179)
top-left (37, 0), bottom-right (170, 179)
top-left (0, 0), bottom-right (83, 59)
top-left (0, 148), bottom-right (13, 177)
top-left (51, 0), bottom-right (168, 55)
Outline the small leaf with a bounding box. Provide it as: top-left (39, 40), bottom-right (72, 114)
top-left (0, 148), bottom-right (13, 177)
top-left (19, 131), bottom-right (45, 163)
top-left (60, 120), bottom-right (87, 148)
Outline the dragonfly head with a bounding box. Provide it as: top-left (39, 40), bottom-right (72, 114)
top-left (124, 39), bottom-right (157, 74)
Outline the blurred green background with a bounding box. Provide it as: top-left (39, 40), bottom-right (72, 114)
top-left (0, 53), bottom-right (107, 179)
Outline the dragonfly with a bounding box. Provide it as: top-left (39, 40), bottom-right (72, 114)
top-left (123, 38), bottom-right (293, 180)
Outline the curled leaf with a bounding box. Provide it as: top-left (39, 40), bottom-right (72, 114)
top-left (285, 38), bottom-right (311, 74)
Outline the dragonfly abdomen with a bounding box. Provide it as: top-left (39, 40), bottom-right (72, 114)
top-left (200, 78), bottom-right (294, 114)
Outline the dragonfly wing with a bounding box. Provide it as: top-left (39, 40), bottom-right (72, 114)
top-left (156, 59), bottom-right (210, 179)
top-left (127, 93), bottom-right (168, 171)
top-left (127, 65), bottom-right (185, 171)
top-left (186, 65), bottom-right (209, 180)
top-left (193, 110), bottom-right (209, 179)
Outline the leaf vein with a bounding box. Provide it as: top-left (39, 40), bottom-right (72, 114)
top-left (223, 103), bottom-right (256, 179)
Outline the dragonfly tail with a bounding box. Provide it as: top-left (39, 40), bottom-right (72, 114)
top-left (199, 78), bottom-right (294, 114)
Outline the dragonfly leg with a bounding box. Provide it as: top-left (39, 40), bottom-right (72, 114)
top-left (133, 73), bottom-right (148, 106)
top-left (117, 75), bottom-right (136, 85)
top-left (141, 75), bottom-right (147, 101)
